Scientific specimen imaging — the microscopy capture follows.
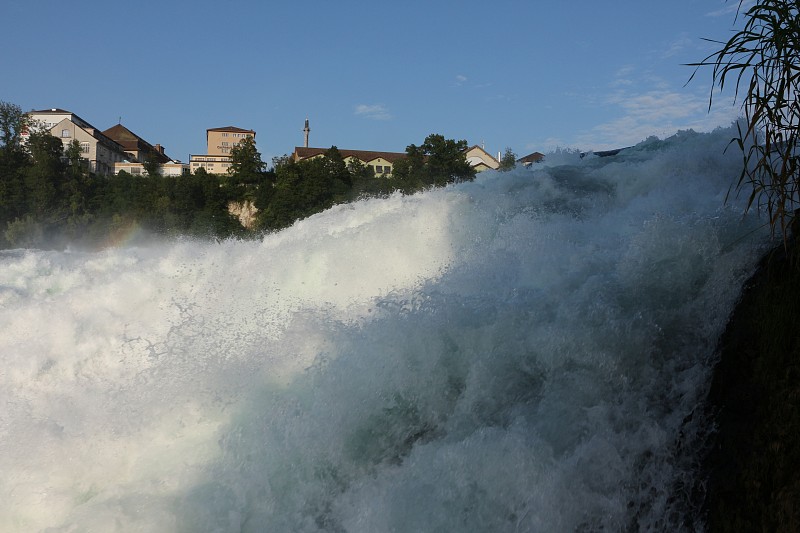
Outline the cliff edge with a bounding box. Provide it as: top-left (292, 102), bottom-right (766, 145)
top-left (704, 243), bottom-right (800, 531)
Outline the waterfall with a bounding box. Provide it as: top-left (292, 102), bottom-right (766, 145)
top-left (0, 126), bottom-right (769, 532)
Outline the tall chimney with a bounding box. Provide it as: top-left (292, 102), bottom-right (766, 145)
top-left (303, 118), bottom-right (310, 148)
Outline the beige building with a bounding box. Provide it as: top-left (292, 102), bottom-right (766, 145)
top-left (292, 120), bottom-right (504, 176)
top-left (114, 161), bottom-right (189, 177)
top-left (465, 145), bottom-right (500, 172)
top-left (190, 126), bottom-right (256, 174)
top-left (24, 108), bottom-right (126, 175)
top-left (291, 119), bottom-right (404, 176)
top-left (293, 144), bottom-right (502, 176)
top-left (292, 147), bottom-right (406, 177)
top-left (104, 123), bottom-right (189, 177)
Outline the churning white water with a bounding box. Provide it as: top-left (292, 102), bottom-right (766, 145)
top-left (0, 127), bottom-right (770, 532)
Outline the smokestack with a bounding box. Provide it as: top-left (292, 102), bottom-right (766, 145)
top-left (303, 118), bottom-right (310, 148)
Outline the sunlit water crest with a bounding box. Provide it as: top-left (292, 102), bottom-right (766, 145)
top-left (0, 127), bottom-right (769, 532)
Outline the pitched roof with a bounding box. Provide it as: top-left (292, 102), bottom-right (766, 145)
top-left (30, 108), bottom-right (73, 114)
top-left (517, 152), bottom-right (544, 164)
top-left (465, 145), bottom-right (500, 164)
top-left (29, 108), bottom-right (94, 130)
top-left (50, 117), bottom-right (125, 154)
top-left (207, 126), bottom-right (256, 134)
top-left (294, 147), bottom-right (407, 163)
top-left (103, 123), bottom-right (170, 163)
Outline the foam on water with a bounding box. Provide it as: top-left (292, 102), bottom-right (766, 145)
top-left (0, 127), bottom-right (769, 532)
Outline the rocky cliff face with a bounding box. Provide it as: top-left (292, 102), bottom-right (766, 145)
top-left (704, 243), bottom-right (800, 532)
top-left (228, 200), bottom-right (258, 229)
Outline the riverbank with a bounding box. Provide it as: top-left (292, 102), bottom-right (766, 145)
top-left (704, 241), bottom-right (800, 531)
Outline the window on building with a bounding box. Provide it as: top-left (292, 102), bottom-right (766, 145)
top-left (61, 129), bottom-right (70, 138)
top-left (80, 142), bottom-right (90, 153)
top-left (131, 167), bottom-right (141, 175)
top-left (222, 133), bottom-right (229, 137)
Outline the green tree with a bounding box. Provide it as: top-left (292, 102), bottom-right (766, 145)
top-left (271, 154), bottom-right (293, 171)
top-left (321, 146), bottom-right (353, 192)
top-left (347, 156), bottom-right (394, 199)
top-left (392, 134), bottom-right (475, 190)
top-left (24, 130), bottom-right (64, 218)
top-left (0, 101), bottom-right (30, 154)
top-left (63, 139), bottom-right (90, 223)
top-left (499, 147), bottom-right (517, 171)
top-left (143, 153), bottom-right (162, 177)
top-left (4, 214), bottom-right (43, 248)
top-left (0, 101), bottom-right (31, 229)
top-left (421, 134), bottom-right (475, 185)
top-left (691, 0), bottom-right (800, 244)
top-left (257, 148), bottom-right (354, 230)
top-left (228, 136), bottom-right (266, 184)
top-left (346, 157), bottom-right (372, 180)
top-left (391, 143), bottom-right (427, 193)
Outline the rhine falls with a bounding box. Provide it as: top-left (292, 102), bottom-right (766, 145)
top-left (0, 126), bottom-right (770, 532)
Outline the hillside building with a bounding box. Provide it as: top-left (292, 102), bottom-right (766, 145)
top-left (189, 126), bottom-right (256, 174)
top-left (517, 152), bottom-right (545, 166)
top-left (290, 118), bottom-right (403, 176)
top-left (104, 123), bottom-right (171, 164)
top-left (103, 123), bottom-right (188, 176)
top-left (24, 108), bottom-right (126, 176)
top-left (292, 146), bottom-right (405, 177)
top-left (464, 145), bottom-right (500, 172)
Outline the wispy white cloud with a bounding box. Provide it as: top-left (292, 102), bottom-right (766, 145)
top-left (454, 74), bottom-right (494, 90)
top-left (354, 103), bottom-right (392, 120)
top-left (612, 65), bottom-right (636, 87)
top-left (705, 0), bottom-right (755, 18)
top-left (574, 88), bottom-right (739, 151)
top-left (662, 34), bottom-right (694, 58)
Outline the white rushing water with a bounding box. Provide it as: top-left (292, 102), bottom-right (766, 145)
top-left (0, 126), bottom-right (770, 532)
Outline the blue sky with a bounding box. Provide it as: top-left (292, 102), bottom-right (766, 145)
top-left (3, 1), bottom-right (747, 165)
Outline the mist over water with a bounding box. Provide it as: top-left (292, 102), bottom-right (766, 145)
top-left (1, 127), bottom-right (770, 532)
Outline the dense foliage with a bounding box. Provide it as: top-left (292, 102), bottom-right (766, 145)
top-left (499, 147), bottom-right (517, 171)
top-left (691, 0), bottom-right (800, 245)
top-left (392, 134), bottom-right (476, 192)
top-left (0, 101), bottom-right (478, 249)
